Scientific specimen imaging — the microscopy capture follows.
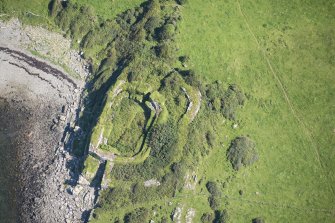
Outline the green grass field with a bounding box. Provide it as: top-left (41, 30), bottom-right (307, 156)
top-left (177, 0), bottom-right (335, 222)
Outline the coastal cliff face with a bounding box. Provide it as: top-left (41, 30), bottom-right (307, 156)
top-left (0, 20), bottom-right (96, 223)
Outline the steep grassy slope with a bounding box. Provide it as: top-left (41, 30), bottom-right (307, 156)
top-left (177, 0), bottom-right (335, 222)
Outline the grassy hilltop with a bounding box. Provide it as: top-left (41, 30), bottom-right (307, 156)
top-left (1, 0), bottom-right (334, 222)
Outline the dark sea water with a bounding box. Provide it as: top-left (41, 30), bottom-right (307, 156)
top-left (0, 99), bottom-right (20, 223)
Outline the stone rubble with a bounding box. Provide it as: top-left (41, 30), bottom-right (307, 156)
top-left (0, 18), bottom-right (97, 223)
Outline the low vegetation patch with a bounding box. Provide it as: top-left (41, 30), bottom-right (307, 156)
top-left (206, 181), bottom-right (222, 210)
top-left (82, 154), bottom-right (100, 182)
top-left (227, 136), bottom-right (258, 171)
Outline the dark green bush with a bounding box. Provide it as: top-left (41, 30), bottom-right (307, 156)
top-left (221, 84), bottom-right (245, 120)
top-left (148, 121), bottom-right (178, 166)
top-left (130, 183), bottom-right (152, 203)
top-left (160, 217), bottom-right (168, 223)
top-left (56, 3), bottom-right (98, 42)
top-left (206, 181), bottom-right (222, 210)
top-left (112, 158), bottom-right (158, 181)
top-left (179, 55), bottom-right (189, 64)
top-left (205, 81), bottom-right (224, 100)
top-left (49, 0), bottom-right (61, 17)
top-left (252, 217), bottom-right (265, 223)
top-left (176, 0), bottom-right (188, 5)
top-left (180, 69), bottom-right (202, 88)
top-left (158, 23), bottom-right (176, 41)
top-left (98, 187), bottom-right (131, 210)
top-left (170, 162), bottom-right (187, 179)
top-left (122, 9), bottom-right (137, 25)
top-left (156, 42), bottom-right (176, 62)
top-left (201, 212), bottom-right (214, 223)
top-left (124, 207), bottom-right (150, 223)
top-left (206, 130), bottom-right (216, 147)
top-left (205, 81), bottom-right (224, 111)
top-left (205, 82), bottom-right (245, 119)
top-left (145, 16), bottom-right (162, 34)
top-left (213, 210), bottom-right (229, 223)
top-left (208, 196), bottom-right (221, 210)
top-left (127, 71), bottom-right (137, 82)
top-left (0, 0), bottom-right (7, 12)
top-left (206, 181), bottom-right (221, 197)
top-left (227, 136), bottom-right (258, 171)
top-left (159, 172), bottom-right (180, 196)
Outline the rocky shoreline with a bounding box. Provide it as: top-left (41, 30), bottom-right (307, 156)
top-left (0, 19), bottom-right (98, 223)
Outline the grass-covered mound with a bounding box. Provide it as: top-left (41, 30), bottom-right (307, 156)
top-left (48, 0), bottom-right (249, 221)
top-left (227, 136), bottom-right (258, 171)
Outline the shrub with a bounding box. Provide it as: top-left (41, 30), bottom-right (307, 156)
top-left (227, 136), bottom-right (258, 171)
top-left (148, 121), bottom-right (178, 166)
top-left (82, 154), bottom-right (100, 182)
top-left (176, 0), bottom-right (188, 5)
top-left (159, 172), bottom-right (180, 196)
top-left (208, 196), bottom-right (221, 210)
top-left (221, 84), bottom-right (245, 120)
top-left (179, 55), bottom-right (189, 64)
top-left (56, 3), bottom-right (98, 42)
top-left (180, 69), bottom-right (201, 88)
top-left (156, 42), bottom-right (176, 62)
top-left (228, 84), bottom-right (245, 105)
top-left (213, 210), bottom-right (229, 223)
top-left (205, 81), bottom-right (223, 99)
top-left (158, 23), bottom-right (176, 41)
top-left (124, 207), bottom-right (150, 223)
top-left (160, 217), bottom-right (168, 223)
top-left (112, 158), bottom-right (158, 181)
top-left (98, 187), bottom-right (131, 210)
top-left (205, 82), bottom-right (245, 119)
top-left (252, 217), bottom-right (265, 223)
top-left (131, 183), bottom-right (147, 203)
top-left (213, 98), bottom-right (221, 111)
top-left (201, 212), bottom-right (214, 223)
top-left (170, 162), bottom-right (187, 179)
top-left (145, 16), bottom-right (162, 35)
top-left (0, 0), bottom-right (7, 12)
top-left (206, 130), bottom-right (216, 147)
top-left (113, 217), bottom-right (121, 223)
top-left (122, 9), bottom-right (137, 25)
top-left (127, 71), bottom-right (137, 82)
top-left (206, 181), bottom-right (222, 210)
top-left (206, 181), bottom-right (221, 197)
top-left (49, 0), bottom-right (61, 17)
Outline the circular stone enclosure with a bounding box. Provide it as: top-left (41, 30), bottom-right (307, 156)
top-left (104, 94), bottom-right (152, 157)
